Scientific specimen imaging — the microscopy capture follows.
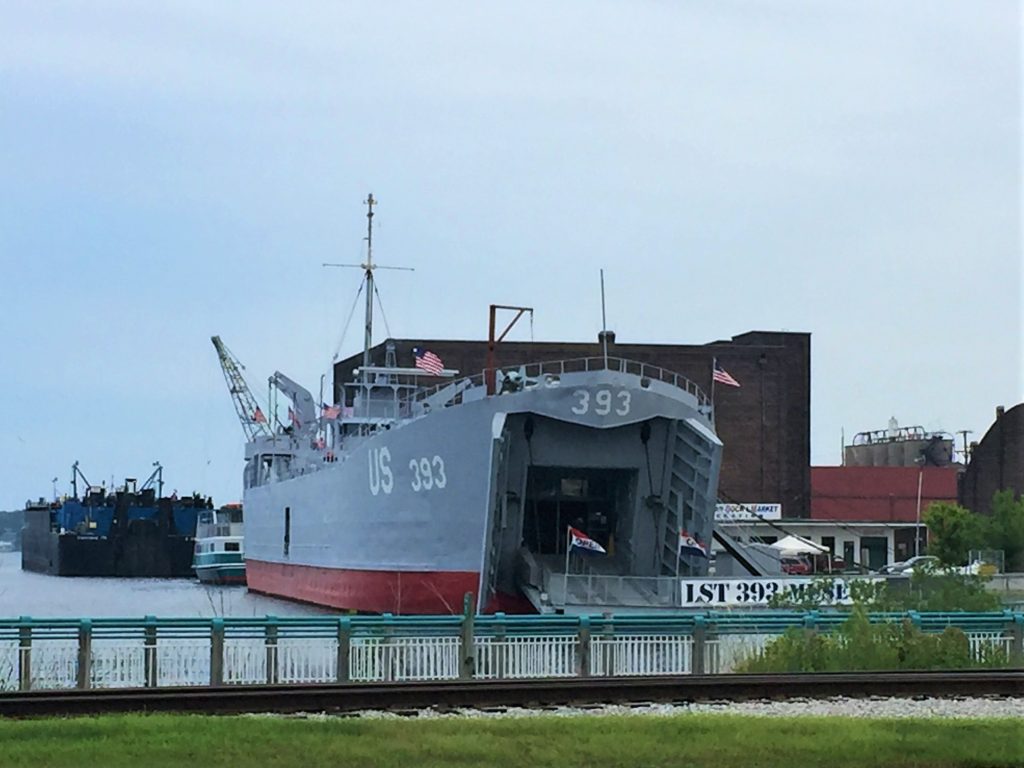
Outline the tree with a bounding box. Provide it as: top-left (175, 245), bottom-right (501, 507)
top-left (924, 502), bottom-right (983, 566)
top-left (987, 489), bottom-right (1024, 571)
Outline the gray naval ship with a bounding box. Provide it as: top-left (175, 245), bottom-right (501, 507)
top-left (234, 197), bottom-right (723, 615)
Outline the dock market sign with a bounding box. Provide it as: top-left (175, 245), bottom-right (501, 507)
top-left (679, 577), bottom-right (884, 608)
top-left (714, 503), bottom-right (782, 522)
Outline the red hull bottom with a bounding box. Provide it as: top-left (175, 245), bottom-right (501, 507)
top-left (248, 559), bottom-right (485, 615)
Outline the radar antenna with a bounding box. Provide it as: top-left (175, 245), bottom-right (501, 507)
top-left (211, 335), bottom-right (273, 441)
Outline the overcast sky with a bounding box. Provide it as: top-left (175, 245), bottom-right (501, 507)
top-left (1, 1), bottom-right (1020, 510)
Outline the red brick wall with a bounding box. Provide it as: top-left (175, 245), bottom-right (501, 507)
top-left (335, 330), bottom-right (811, 517)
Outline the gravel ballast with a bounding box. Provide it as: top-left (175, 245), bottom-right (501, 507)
top-left (312, 696), bottom-right (1024, 720)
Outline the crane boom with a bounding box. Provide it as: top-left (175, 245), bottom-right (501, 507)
top-left (211, 335), bottom-right (273, 441)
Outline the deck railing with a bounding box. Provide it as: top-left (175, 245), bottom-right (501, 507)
top-left (0, 611), bottom-right (1020, 691)
top-left (406, 356), bottom-right (712, 412)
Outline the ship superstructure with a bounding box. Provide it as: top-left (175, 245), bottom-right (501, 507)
top-left (225, 197), bottom-right (723, 614)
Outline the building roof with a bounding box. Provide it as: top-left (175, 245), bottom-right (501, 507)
top-left (810, 466), bottom-right (959, 523)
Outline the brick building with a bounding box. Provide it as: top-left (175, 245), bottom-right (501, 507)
top-left (334, 330), bottom-right (812, 517)
top-left (715, 465), bottom-right (959, 570)
top-left (960, 403), bottom-right (1024, 515)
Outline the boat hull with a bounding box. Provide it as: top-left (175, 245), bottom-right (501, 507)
top-left (195, 562), bottom-right (247, 585)
top-left (22, 523), bottom-right (195, 577)
top-left (246, 559), bottom-right (478, 613)
top-left (244, 368), bottom-right (721, 614)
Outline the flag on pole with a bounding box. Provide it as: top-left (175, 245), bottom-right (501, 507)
top-left (253, 407), bottom-right (267, 424)
top-left (288, 407), bottom-right (301, 428)
top-left (413, 347), bottom-right (445, 375)
top-left (321, 403), bottom-right (341, 420)
top-left (679, 530), bottom-right (708, 558)
top-left (712, 360), bottom-right (740, 387)
top-left (568, 527), bottom-right (607, 555)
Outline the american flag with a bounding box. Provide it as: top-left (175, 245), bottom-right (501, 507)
top-left (413, 347), bottom-right (444, 376)
top-left (288, 407), bottom-right (302, 427)
top-left (321, 402), bottom-right (341, 420)
top-left (713, 360), bottom-right (740, 388)
top-left (252, 407), bottom-right (267, 424)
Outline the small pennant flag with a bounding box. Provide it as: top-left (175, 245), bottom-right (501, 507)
top-left (679, 530), bottom-right (708, 558)
top-left (253, 407), bottom-right (267, 424)
top-left (413, 347), bottom-right (445, 376)
top-left (713, 359), bottom-right (740, 388)
top-left (569, 527), bottom-right (607, 555)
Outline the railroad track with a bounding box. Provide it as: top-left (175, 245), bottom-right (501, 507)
top-left (2, 671), bottom-right (1022, 718)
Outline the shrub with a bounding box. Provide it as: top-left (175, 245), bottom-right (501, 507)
top-left (736, 607), bottom-right (998, 673)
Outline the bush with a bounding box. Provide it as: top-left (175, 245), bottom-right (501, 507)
top-left (737, 606), bottom-right (1002, 673)
top-left (766, 571), bottom-right (1000, 612)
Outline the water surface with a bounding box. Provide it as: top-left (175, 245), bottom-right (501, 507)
top-left (0, 551), bottom-right (329, 619)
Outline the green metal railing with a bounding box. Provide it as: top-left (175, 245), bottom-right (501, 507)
top-left (0, 610), bottom-right (1021, 691)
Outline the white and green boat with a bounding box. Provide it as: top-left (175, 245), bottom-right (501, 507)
top-left (192, 505), bottom-right (246, 585)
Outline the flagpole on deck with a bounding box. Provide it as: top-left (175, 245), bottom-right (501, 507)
top-left (564, 526), bottom-right (572, 592)
top-left (675, 528), bottom-right (682, 577)
top-left (710, 356), bottom-right (717, 424)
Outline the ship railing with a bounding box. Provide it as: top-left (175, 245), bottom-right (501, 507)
top-left (404, 356), bottom-right (711, 412)
top-left (552, 573), bottom-right (680, 609)
top-left (0, 611), bottom-right (1020, 688)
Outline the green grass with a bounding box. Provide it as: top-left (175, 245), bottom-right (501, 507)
top-left (0, 712), bottom-right (1021, 767)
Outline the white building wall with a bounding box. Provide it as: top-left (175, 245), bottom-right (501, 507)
top-left (716, 522), bottom-right (904, 567)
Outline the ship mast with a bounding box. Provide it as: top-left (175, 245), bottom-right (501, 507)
top-left (362, 194), bottom-right (376, 384)
top-left (323, 195), bottom-right (413, 387)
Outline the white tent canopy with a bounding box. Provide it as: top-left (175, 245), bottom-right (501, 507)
top-left (771, 535), bottom-right (829, 555)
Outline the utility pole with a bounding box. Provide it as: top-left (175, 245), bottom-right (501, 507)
top-left (956, 430), bottom-right (972, 464)
top-left (914, 456), bottom-right (925, 557)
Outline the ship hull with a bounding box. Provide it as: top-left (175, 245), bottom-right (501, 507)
top-left (244, 368), bottom-right (722, 614)
top-left (21, 526), bottom-right (196, 577)
top-left (246, 560), bottom-right (478, 613)
top-left (244, 393), bottom-right (497, 613)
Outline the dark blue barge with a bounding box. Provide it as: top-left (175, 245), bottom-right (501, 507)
top-left (21, 463), bottom-right (211, 577)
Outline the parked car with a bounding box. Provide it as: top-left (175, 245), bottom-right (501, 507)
top-left (897, 555), bottom-right (939, 573)
top-left (780, 555), bottom-right (812, 575)
top-left (880, 555), bottom-right (939, 575)
top-left (878, 561), bottom-right (906, 575)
